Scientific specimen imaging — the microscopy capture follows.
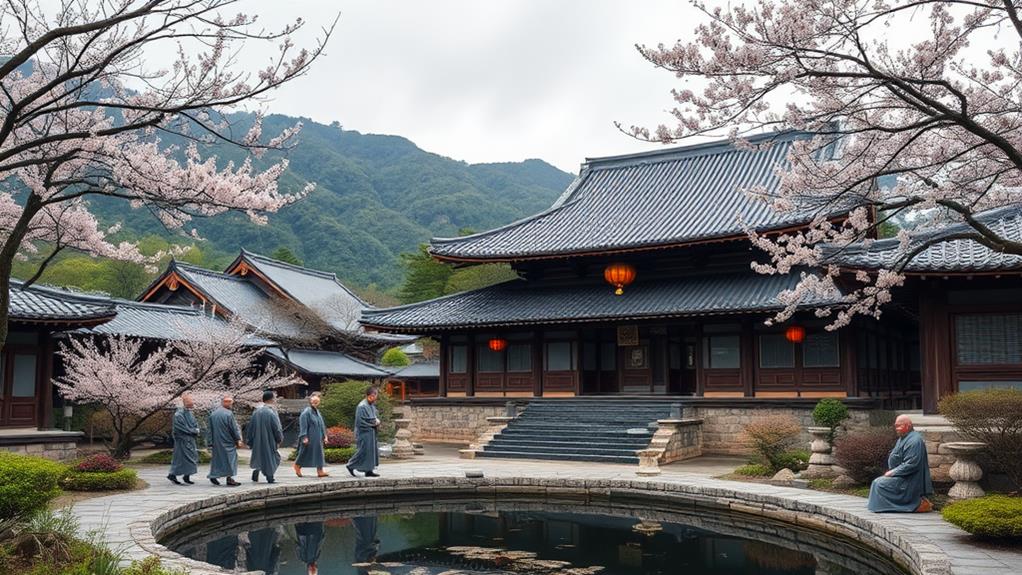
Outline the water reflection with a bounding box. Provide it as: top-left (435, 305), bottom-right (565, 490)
top-left (170, 500), bottom-right (908, 575)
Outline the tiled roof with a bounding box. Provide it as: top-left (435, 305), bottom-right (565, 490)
top-left (826, 205), bottom-right (1022, 273)
top-left (361, 272), bottom-right (843, 333)
top-left (264, 348), bottom-right (391, 378)
top-left (80, 300), bottom-right (275, 346)
top-left (391, 361), bottom-right (440, 379)
top-left (429, 131), bottom-right (829, 261)
top-left (9, 280), bottom-right (116, 324)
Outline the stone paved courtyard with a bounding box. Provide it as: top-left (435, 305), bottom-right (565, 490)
top-left (69, 445), bottom-right (1022, 575)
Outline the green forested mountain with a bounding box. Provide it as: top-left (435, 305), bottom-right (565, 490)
top-left (87, 114), bottom-right (573, 292)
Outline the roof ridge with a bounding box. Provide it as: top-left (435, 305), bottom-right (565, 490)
top-left (11, 279), bottom-right (116, 306)
top-left (110, 298), bottom-right (206, 314)
top-left (362, 278), bottom-right (525, 317)
top-left (238, 249), bottom-right (371, 309)
top-left (582, 129), bottom-right (808, 169)
top-left (174, 261), bottom-right (243, 280)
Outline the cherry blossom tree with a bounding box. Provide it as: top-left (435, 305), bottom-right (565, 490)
top-left (55, 317), bottom-right (304, 458)
top-left (0, 0), bottom-right (336, 347)
top-left (629, 0), bottom-right (1022, 325)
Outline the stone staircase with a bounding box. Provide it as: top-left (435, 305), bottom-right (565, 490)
top-left (475, 399), bottom-right (674, 464)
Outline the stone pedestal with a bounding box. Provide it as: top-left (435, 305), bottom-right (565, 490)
top-left (392, 419), bottom-right (414, 459)
top-left (945, 441), bottom-right (986, 500)
top-left (636, 449), bottom-right (661, 476)
top-left (804, 426), bottom-right (836, 479)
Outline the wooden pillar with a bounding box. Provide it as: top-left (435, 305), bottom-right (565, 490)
top-left (575, 329), bottom-right (583, 396)
top-left (532, 330), bottom-right (543, 397)
top-left (594, 336), bottom-right (602, 394)
top-left (438, 334), bottom-right (448, 397)
top-left (919, 288), bottom-right (952, 414)
top-left (38, 330), bottom-right (54, 430)
top-left (659, 333), bottom-right (670, 394)
top-left (840, 329), bottom-right (858, 397)
top-left (695, 325), bottom-right (705, 396)
top-left (740, 321), bottom-right (755, 397)
top-left (466, 333), bottom-right (476, 398)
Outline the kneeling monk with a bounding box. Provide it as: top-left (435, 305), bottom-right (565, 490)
top-left (867, 415), bottom-right (933, 513)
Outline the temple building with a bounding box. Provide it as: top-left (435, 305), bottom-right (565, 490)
top-left (362, 132), bottom-right (1022, 416)
top-left (141, 249), bottom-right (410, 390)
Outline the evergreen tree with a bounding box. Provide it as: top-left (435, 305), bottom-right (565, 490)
top-left (398, 245), bottom-right (453, 303)
top-left (271, 246), bottom-right (303, 266)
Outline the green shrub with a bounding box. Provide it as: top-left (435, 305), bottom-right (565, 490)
top-left (742, 415), bottom-right (802, 471)
top-left (60, 468), bottom-right (137, 491)
top-left (833, 428), bottom-right (897, 484)
top-left (942, 495), bottom-right (1022, 539)
top-left (135, 450), bottom-right (211, 465)
top-left (734, 463), bottom-right (773, 477)
top-left (380, 347), bottom-right (411, 367)
top-left (326, 426), bottom-right (354, 448)
top-left (122, 555), bottom-right (189, 575)
top-left (0, 453), bottom-right (65, 519)
top-left (286, 447), bottom-right (355, 464)
top-left (940, 388), bottom-right (1022, 489)
top-left (318, 380), bottom-right (395, 440)
top-left (812, 398), bottom-right (849, 442)
top-left (775, 449), bottom-right (810, 472)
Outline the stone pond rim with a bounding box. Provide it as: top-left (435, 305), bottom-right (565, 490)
top-left (137, 476), bottom-right (951, 575)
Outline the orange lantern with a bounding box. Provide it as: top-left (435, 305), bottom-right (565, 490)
top-left (488, 338), bottom-right (507, 352)
top-left (785, 325), bottom-right (806, 344)
top-left (604, 262), bottom-right (636, 296)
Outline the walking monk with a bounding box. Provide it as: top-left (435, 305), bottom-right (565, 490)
top-left (868, 414), bottom-right (934, 512)
top-left (293, 392), bottom-right (328, 477)
top-left (208, 395), bottom-right (243, 486)
top-left (247, 390), bottom-right (284, 483)
top-left (168, 391), bottom-right (200, 485)
top-left (346, 386), bottom-right (380, 478)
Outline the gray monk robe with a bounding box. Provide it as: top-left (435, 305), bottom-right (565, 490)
top-left (245, 527), bottom-right (282, 575)
top-left (246, 405), bottom-right (283, 477)
top-left (207, 406), bottom-right (241, 479)
top-left (868, 430), bottom-right (934, 512)
top-left (295, 406), bottom-right (326, 468)
top-left (294, 521), bottom-right (325, 567)
top-left (170, 407), bottom-right (200, 476)
top-left (348, 399), bottom-right (379, 472)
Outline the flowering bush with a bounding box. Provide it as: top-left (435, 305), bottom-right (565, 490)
top-left (74, 454), bottom-right (123, 473)
top-left (326, 426), bottom-right (355, 448)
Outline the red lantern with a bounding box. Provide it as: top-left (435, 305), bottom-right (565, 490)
top-left (785, 325), bottom-right (806, 344)
top-left (604, 262), bottom-right (636, 296)
top-left (488, 338), bottom-right (507, 352)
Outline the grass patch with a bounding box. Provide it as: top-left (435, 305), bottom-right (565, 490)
top-left (60, 468), bottom-right (138, 492)
top-left (734, 463), bottom-right (773, 477)
top-left (287, 447), bottom-right (355, 464)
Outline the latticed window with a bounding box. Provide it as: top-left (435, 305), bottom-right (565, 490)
top-left (449, 345), bottom-right (467, 373)
top-left (955, 314), bottom-right (1022, 365)
top-left (804, 332), bottom-right (840, 368)
top-left (759, 334), bottom-right (794, 368)
top-left (507, 344), bottom-right (532, 372)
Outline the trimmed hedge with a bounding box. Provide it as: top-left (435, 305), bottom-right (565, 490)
top-left (136, 450), bottom-right (212, 465)
top-left (0, 452), bottom-right (65, 519)
top-left (74, 454), bottom-right (122, 473)
top-left (775, 449), bottom-right (810, 472)
top-left (287, 447), bottom-right (356, 464)
top-left (940, 389), bottom-right (1022, 489)
top-left (60, 468), bottom-right (138, 491)
top-left (942, 495), bottom-right (1022, 539)
top-left (812, 398), bottom-right (849, 442)
top-left (834, 429), bottom-right (897, 484)
top-left (734, 463), bottom-right (773, 477)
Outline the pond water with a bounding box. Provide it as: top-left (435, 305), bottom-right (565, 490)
top-left (163, 497), bottom-right (908, 575)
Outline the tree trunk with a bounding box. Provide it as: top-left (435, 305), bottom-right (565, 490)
top-left (0, 196), bottom-right (43, 350)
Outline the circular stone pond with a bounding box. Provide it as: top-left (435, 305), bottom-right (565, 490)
top-left (158, 492), bottom-right (910, 575)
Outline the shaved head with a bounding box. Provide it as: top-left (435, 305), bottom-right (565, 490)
top-left (894, 414), bottom-right (913, 436)
top-left (221, 395), bottom-right (234, 408)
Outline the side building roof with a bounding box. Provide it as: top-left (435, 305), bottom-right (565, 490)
top-left (77, 299), bottom-right (275, 345)
top-left (9, 280), bottom-right (117, 326)
top-left (361, 272), bottom-right (843, 334)
top-left (429, 131), bottom-right (834, 262)
top-left (826, 204), bottom-right (1022, 274)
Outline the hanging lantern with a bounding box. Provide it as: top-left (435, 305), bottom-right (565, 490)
top-left (488, 338), bottom-right (507, 352)
top-left (604, 262), bottom-right (636, 296)
top-left (785, 325), bottom-right (806, 344)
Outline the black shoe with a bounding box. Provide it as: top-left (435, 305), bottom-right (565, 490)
top-left (183, 476), bottom-right (194, 485)
top-left (346, 465), bottom-right (356, 477)
top-left (252, 469), bottom-right (259, 482)
top-left (266, 477), bottom-right (276, 484)
top-left (209, 477), bottom-right (221, 485)
top-left (365, 471), bottom-right (379, 478)
top-left (226, 477), bottom-right (241, 487)
top-left (167, 474), bottom-right (181, 485)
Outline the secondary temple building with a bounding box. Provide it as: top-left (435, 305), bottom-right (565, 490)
top-left (362, 132), bottom-right (1022, 418)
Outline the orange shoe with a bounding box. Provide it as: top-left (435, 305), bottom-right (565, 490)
top-left (317, 468), bottom-right (330, 478)
top-left (293, 463), bottom-right (303, 477)
top-left (915, 497), bottom-right (933, 513)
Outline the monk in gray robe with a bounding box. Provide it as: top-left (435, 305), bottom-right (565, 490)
top-left (293, 392), bottom-right (328, 477)
top-left (207, 395), bottom-right (243, 486)
top-left (352, 515), bottom-right (379, 575)
top-left (247, 390), bottom-right (284, 483)
top-left (346, 386), bottom-right (380, 478)
top-left (245, 526), bottom-right (283, 575)
top-left (168, 392), bottom-right (200, 485)
top-left (294, 521), bottom-right (325, 575)
top-left (868, 414), bottom-right (934, 513)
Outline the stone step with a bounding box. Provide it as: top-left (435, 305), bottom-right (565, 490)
top-left (489, 437), bottom-right (650, 450)
top-left (498, 428), bottom-right (653, 439)
top-left (476, 450), bottom-right (638, 464)
top-left (483, 443), bottom-right (641, 456)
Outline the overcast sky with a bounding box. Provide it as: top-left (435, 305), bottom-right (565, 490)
top-left (241, 0), bottom-right (700, 173)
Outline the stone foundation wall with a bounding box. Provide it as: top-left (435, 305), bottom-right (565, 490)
top-left (651, 419), bottom-right (703, 464)
top-left (691, 406), bottom-right (876, 456)
top-left (404, 403), bottom-right (507, 443)
top-left (917, 428), bottom-right (964, 484)
top-left (1, 441), bottom-right (77, 461)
